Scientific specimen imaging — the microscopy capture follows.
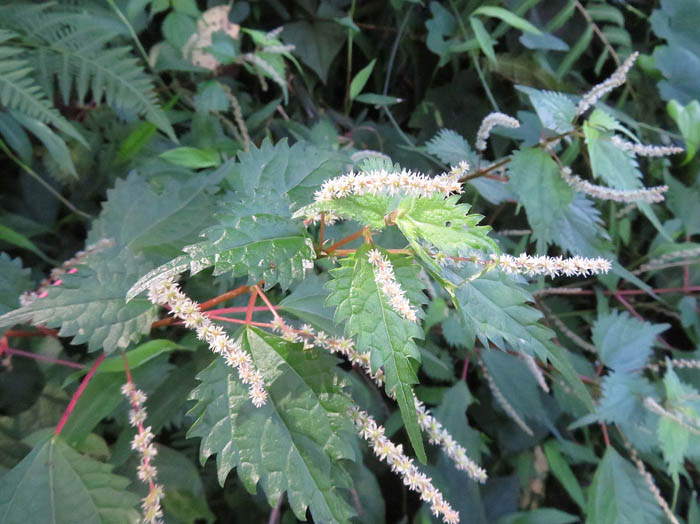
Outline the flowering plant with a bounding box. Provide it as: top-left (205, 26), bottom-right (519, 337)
top-left (0, 2), bottom-right (699, 524)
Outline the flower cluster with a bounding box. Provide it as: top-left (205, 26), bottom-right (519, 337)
top-left (575, 51), bottom-right (639, 116)
top-left (349, 406), bottom-right (460, 524)
top-left (560, 166), bottom-right (668, 204)
top-left (121, 382), bottom-right (164, 524)
top-left (610, 136), bottom-right (684, 157)
top-left (367, 249), bottom-right (419, 322)
top-left (415, 400), bottom-right (487, 483)
top-left (312, 166), bottom-right (465, 203)
top-left (475, 112), bottom-right (520, 151)
top-left (522, 353), bottom-right (549, 393)
top-left (147, 278), bottom-right (267, 407)
top-left (271, 319), bottom-right (485, 483)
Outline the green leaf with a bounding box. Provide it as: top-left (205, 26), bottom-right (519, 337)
top-left (592, 310), bottom-right (669, 375)
top-left (279, 273), bottom-right (339, 333)
top-left (473, 7), bottom-right (542, 35)
top-left (354, 93), bottom-right (402, 106)
top-left (0, 253), bottom-right (31, 317)
top-left (425, 128), bottom-right (478, 166)
top-left (128, 191), bottom-right (315, 297)
top-left (657, 363), bottom-right (700, 476)
top-left (497, 508), bottom-right (579, 524)
top-left (281, 18), bottom-right (345, 84)
top-left (188, 328), bottom-right (356, 523)
top-left (88, 169), bottom-right (223, 253)
top-left (0, 436), bottom-right (140, 523)
top-left (667, 99), bottom-right (700, 163)
top-left (0, 223), bottom-right (51, 262)
top-left (10, 111), bottom-right (78, 178)
top-left (543, 440), bottom-right (586, 509)
top-left (160, 146), bottom-right (221, 168)
top-left (586, 447), bottom-right (665, 524)
top-left (516, 86), bottom-right (576, 133)
top-left (396, 194), bottom-right (498, 256)
top-left (0, 248), bottom-right (158, 353)
top-left (507, 147), bottom-right (574, 249)
top-left (470, 17), bottom-right (496, 64)
top-left (226, 137), bottom-right (346, 206)
top-left (349, 58), bottom-right (376, 101)
top-left (327, 245), bottom-right (427, 462)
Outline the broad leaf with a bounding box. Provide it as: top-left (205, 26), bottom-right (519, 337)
top-left (0, 436), bottom-right (140, 523)
top-left (425, 128), bottom-right (478, 167)
top-left (188, 328), bottom-right (356, 523)
top-left (128, 191), bottom-right (315, 298)
top-left (507, 147), bottom-right (574, 249)
top-left (326, 245), bottom-right (427, 462)
top-left (516, 86), bottom-right (576, 133)
top-left (0, 253), bottom-right (31, 318)
top-left (592, 310), bottom-right (669, 374)
top-left (396, 194), bottom-right (497, 257)
top-left (586, 447), bottom-right (665, 524)
top-left (0, 248), bottom-right (158, 353)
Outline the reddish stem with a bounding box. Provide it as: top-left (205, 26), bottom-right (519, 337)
top-left (245, 287), bottom-right (258, 325)
top-left (461, 357), bottom-right (470, 381)
top-left (319, 213), bottom-right (326, 247)
top-left (5, 328), bottom-right (58, 337)
top-left (54, 352), bottom-right (105, 436)
top-left (2, 346), bottom-right (85, 369)
top-left (615, 293), bottom-right (673, 349)
top-left (208, 305), bottom-right (279, 314)
top-left (323, 227), bottom-right (368, 255)
top-left (254, 285), bottom-right (283, 321)
top-left (578, 374), bottom-right (597, 384)
top-left (207, 314), bottom-right (273, 329)
top-left (601, 423), bottom-right (611, 448)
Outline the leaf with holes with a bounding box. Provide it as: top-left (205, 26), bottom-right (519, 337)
top-left (187, 327), bottom-right (356, 523)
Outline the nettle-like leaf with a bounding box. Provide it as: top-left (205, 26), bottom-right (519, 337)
top-left (425, 128), bottom-right (479, 166)
top-left (327, 245), bottom-right (428, 462)
top-left (586, 448), bottom-right (665, 524)
top-left (88, 168), bottom-right (224, 254)
top-left (507, 147), bottom-right (574, 249)
top-left (516, 86), bottom-right (576, 133)
top-left (0, 436), bottom-right (140, 523)
top-left (0, 253), bottom-right (31, 316)
top-left (226, 137), bottom-right (346, 207)
top-left (188, 327), bottom-right (356, 523)
top-left (0, 248), bottom-right (157, 353)
top-left (592, 310), bottom-right (669, 375)
top-left (396, 194), bottom-right (497, 257)
top-left (447, 265), bottom-right (593, 410)
top-left (128, 191), bottom-right (315, 298)
top-left (657, 364), bottom-right (700, 476)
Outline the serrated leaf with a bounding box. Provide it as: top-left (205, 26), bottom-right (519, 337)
top-left (88, 169), bottom-right (224, 253)
top-left (425, 128), bottom-right (478, 167)
top-left (128, 192), bottom-right (315, 298)
top-left (326, 245), bottom-right (427, 462)
top-left (507, 147), bottom-right (574, 249)
top-left (0, 248), bottom-right (157, 353)
top-left (0, 253), bottom-right (31, 317)
top-left (592, 311), bottom-right (669, 374)
top-left (187, 328), bottom-right (356, 523)
top-left (516, 86), bottom-right (576, 133)
top-left (226, 137), bottom-right (346, 208)
top-left (586, 447), bottom-right (665, 524)
top-left (0, 436), bottom-right (140, 523)
top-left (396, 194), bottom-right (497, 257)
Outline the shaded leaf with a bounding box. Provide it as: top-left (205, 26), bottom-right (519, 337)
top-left (0, 436), bottom-right (140, 523)
top-left (188, 328), bottom-right (356, 523)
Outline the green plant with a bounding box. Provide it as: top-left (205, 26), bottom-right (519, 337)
top-left (1, 2), bottom-right (699, 523)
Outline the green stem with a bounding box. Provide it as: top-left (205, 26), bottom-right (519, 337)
top-left (344, 0), bottom-right (357, 115)
top-left (0, 139), bottom-right (91, 219)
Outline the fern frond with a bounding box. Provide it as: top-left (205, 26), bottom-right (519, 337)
top-left (0, 44), bottom-right (85, 145)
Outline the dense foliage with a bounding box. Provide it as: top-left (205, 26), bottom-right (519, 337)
top-left (1, 1), bottom-right (699, 523)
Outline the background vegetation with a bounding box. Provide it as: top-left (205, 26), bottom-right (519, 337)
top-left (0, 1), bottom-right (699, 523)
